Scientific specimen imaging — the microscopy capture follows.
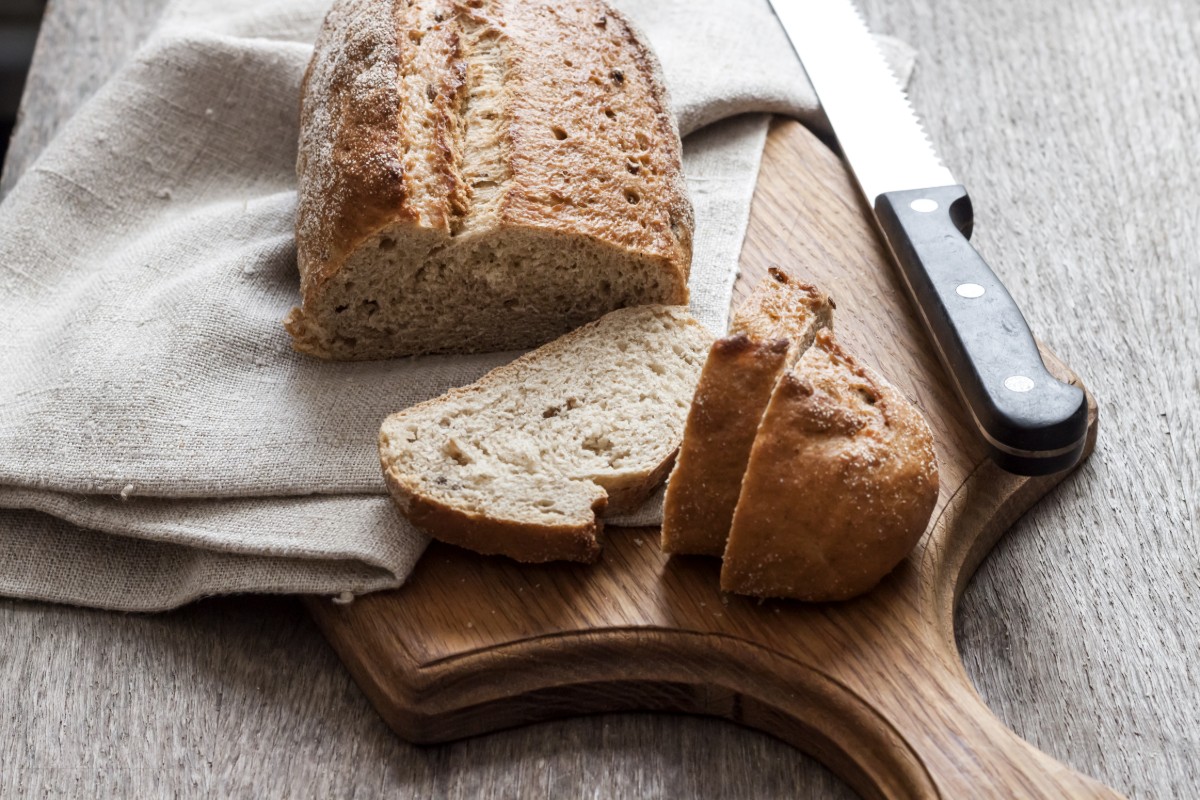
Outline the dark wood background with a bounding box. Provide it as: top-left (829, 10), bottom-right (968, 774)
top-left (2, 0), bottom-right (1196, 796)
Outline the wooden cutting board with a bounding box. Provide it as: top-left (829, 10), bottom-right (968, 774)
top-left (306, 119), bottom-right (1115, 799)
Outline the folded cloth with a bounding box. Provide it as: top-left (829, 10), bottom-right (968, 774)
top-left (0, 0), bottom-right (914, 611)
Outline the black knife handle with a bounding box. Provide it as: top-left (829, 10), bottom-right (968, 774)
top-left (874, 185), bottom-right (1087, 476)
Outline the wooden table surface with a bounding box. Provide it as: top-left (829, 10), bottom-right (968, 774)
top-left (2, 0), bottom-right (1196, 797)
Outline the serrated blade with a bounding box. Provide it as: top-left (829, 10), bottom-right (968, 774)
top-left (767, 0), bottom-right (956, 205)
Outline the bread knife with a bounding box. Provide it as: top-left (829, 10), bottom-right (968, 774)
top-left (766, 0), bottom-right (1088, 476)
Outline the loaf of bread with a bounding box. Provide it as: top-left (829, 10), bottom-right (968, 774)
top-left (378, 306), bottom-right (712, 563)
top-left (720, 330), bottom-right (939, 601)
top-left (287, 0), bottom-right (693, 360)
top-left (661, 268), bottom-right (833, 556)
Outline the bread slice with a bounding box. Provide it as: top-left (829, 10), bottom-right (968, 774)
top-left (660, 268), bottom-right (833, 556)
top-left (378, 306), bottom-right (713, 563)
top-left (288, 0), bottom-right (692, 360)
top-left (720, 330), bottom-right (939, 601)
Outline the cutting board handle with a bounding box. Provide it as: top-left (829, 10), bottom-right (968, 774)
top-left (873, 667), bottom-right (1123, 798)
top-left (314, 455), bottom-right (1120, 799)
top-left (832, 438), bottom-right (1124, 798)
top-left (807, 568), bottom-right (1125, 798)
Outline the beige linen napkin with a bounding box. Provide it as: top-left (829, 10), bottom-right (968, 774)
top-left (0, 0), bottom-right (914, 610)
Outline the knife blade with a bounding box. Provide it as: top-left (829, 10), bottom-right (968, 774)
top-left (766, 0), bottom-right (1088, 476)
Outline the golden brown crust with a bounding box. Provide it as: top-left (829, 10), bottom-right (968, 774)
top-left (720, 330), bottom-right (940, 601)
top-left (295, 0), bottom-right (413, 302)
top-left (383, 468), bottom-right (605, 563)
top-left (661, 268), bottom-right (833, 556)
top-left (496, 1), bottom-right (692, 296)
top-left (293, 0), bottom-right (691, 349)
top-left (661, 335), bottom-right (790, 556)
top-left (731, 267), bottom-right (835, 345)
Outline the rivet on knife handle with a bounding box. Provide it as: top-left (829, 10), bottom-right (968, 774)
top-left (765, 0), bottom-right (1088, 475)
top-left (873, 185), bottom-right (1087, 475)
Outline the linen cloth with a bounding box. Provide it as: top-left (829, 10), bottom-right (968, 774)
top-left (0, 0), bottom-right (914, 611)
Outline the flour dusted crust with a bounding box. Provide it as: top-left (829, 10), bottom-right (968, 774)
top-left (289, 0), bottom-right (692, 360)
top-left (720, 330), bottom-right (939, 601)
top-left (661, 268), bottom-right (833, 556)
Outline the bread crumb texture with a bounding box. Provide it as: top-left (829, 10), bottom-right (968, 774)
top-left (289, 0), bottom-right (692, 360)
top-left (379, 306), bottom-right (713, 563)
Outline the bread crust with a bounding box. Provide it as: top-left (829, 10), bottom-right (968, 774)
top-left (383, 468), bottom-right (606, 563)
top-left (661, 268), bottom-right (833, 556)
top-left (661, 334), bottom-right (790, 556)
top-left (291, 0), bottom-right (692, 359)
top-left (720, 330), bottom-right (939, 601)
top-left (731, 267), bottom-right (836, 346)
top-left (294, 0), bottom-right (414, 301)
top-left (596, 449), bottom-right (679, 516)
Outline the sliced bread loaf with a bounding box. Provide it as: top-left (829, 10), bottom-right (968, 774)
top-left (378, 306), bottom-right (713, 563)
top-left (660, 268), bottom-right (833, 556)
top-left (720, 330), bottom-right (939, 601)
top-left (288, 0), bottom-right (692, 360)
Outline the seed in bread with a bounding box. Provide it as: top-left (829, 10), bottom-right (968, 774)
top-left (378, 306), bottom-right (713, 563)
top-left (661, 268), bottom-right (833, 556)
top-left (720, 330), bottom-right (939, 601)
top-left (288, 0), bottom-right (692, 360)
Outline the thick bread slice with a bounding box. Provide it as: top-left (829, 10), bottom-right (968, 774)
top-left (660, 268), bottom-right (833, 556)
top-left (720, 330), bottom-right (939, 601)
top-left (378, 306), bottom-right (713, 563)
top-left (288, 0), bottom-right (692, 360)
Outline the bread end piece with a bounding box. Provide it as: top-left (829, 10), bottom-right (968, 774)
top-left (661, 268), bottom-right (833, 556)
top-left (720, 330), bottom-right (939, 601)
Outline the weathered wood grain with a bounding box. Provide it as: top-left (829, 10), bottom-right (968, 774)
top-left (1, 0), bottom-right (1197, 797)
